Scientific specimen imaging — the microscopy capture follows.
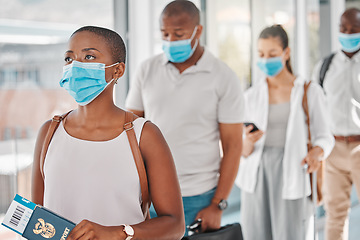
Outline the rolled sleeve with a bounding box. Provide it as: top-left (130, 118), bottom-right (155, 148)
top-left (309, 83), bottom-right (335, 158)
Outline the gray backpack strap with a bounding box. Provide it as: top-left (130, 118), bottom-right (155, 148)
top-left (319, 53), bottom-right (335, 88)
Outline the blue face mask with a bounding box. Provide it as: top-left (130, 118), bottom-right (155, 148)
top-left (162, 26), bottom-right (198, 63)
top-left (59, 61), bottom-right (119, 106)
top-left (338, 32), bottom-right (360, 53)
top-left (257, 57), bottom-right (284, 77)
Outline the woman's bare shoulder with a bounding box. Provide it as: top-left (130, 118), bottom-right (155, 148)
top-left (139, 121), bottom-right (169, 154)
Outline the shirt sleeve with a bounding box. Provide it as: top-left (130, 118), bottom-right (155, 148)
top-left (217, 66), bottom-right (245, 123)
top-left (308, 83), bottom-right (335, 158)
top-left (125, 63), bottom-right (145, 111)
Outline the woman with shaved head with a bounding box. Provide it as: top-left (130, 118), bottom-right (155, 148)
top-left (32, 26), bottom-right (185, 240)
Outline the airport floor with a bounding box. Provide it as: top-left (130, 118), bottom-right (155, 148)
top-left (1, 186), bottom-right (359, 240)
top-left (222, 185), bottom-right (360, 240)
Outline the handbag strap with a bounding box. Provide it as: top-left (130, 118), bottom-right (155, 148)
top-left (124, 111), bottom-right (150, 219)
top-left (40, 111), bottom-right (72, 179)
top-left (40, 111), bottom-right (150, 218)
top-left (302, 81), bottom-right (312, 151)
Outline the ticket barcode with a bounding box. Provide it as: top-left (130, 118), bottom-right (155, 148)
top-left (9, 205), bottom-right (26, 227)
top-left (1, 194), bottom-right (36, 235)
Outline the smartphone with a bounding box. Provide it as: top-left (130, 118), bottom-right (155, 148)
top-left (244, 122), bottom-right (259, 133)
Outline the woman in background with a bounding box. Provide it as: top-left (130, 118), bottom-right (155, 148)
top-left (236, 25), bottom-right (334, 240)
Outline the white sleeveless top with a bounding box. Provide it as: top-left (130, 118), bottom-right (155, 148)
top-left (43, 118), bottom-right (147, 226)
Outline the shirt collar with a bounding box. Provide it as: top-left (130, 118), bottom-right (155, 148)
top-left (161, 48), bottom-right (213, 73)
top-left (337, 49), bottom-right (360, 62)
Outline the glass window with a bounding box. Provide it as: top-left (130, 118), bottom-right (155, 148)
top-left (0, 2), bottom-right (113, 239)
top-left (206, 0), bottom-right (251, 89)
top-left (308, 1), bottom-right (320, 76)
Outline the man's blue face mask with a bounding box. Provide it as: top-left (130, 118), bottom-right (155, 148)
top-left (162, 26), bottom-right (198, 63)
top-left (338, 32), bottom-right (360, 53)
top-left (59, 61), bottom-right (119, 106)
top-left (257, 56), bottom-right (284, 77)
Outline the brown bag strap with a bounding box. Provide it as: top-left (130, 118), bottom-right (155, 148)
top-left (124, 111), bottom-right (150, 219)
top-left (40, 111), bottom-right (72, 179)
top-left (40, 111), bottom-right (150, 218)
top-left (302, 81), bottom-right (323, 205)
top-left (302, 81), bottom-right (312, 151)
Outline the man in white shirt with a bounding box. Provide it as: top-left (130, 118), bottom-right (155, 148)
top-left (126, 0), bottom-right (244, 236)
top-left (312, 8), bottom-right (360, 240)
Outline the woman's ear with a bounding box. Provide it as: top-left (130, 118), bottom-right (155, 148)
top-left (114, 62), bottom-right (126, 80)
top-left (284, 47), bottom-right (291, 61)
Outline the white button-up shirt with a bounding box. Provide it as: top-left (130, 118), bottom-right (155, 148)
top-left (312, 50), bottom-right (360, 136)
top-left (236, 77), bottom-right (334, 200)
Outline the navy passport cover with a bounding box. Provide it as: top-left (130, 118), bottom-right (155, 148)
top-left (23, 206), bottom-right (76, 240)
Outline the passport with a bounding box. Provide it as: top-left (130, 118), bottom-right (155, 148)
top-left (2, 194), bottom-right (76, 240)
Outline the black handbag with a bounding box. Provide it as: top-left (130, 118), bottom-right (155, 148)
top-left (182, 223), bottom-right (243, 240)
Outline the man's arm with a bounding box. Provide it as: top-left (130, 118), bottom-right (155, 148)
top-left (214, 122), bottom-right (243, 205)
top-left (195, 122), bottom-right (243, 232)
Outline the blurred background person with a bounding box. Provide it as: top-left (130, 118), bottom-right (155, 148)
top-left (312, 8), bottom-right (360, 240)
top-left (237, 25), bottom-right (334, 240)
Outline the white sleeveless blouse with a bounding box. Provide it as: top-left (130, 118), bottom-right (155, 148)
top-left (43, 118), bottom-right (147, 226)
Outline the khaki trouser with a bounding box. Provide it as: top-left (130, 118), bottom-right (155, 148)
top-left (324, 140), bottom-right (360, 240)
